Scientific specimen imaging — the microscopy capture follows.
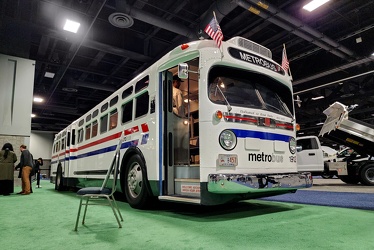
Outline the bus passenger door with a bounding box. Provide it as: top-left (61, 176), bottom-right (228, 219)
top-left (163, 71), bottom-right (189, 195)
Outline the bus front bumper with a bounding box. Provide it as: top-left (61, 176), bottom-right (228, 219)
top-left (208, 172), bottom-right (312, 194)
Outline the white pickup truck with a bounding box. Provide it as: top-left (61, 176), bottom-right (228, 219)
top-left (297, 102), bottom-right (374, 185)
top-left (297, 135), bottom-right (346, 178)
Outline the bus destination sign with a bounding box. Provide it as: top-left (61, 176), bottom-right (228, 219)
top-left (228, 47), bottom-right (285, 75)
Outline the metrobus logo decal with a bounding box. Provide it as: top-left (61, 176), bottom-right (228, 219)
top-left (228, 47), bottom-right (285, 75)
top-left (224, 112), bottom-right (293, 131)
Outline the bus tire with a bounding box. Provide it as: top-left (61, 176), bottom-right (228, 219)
top-left (55, 165), bottom-right (65, 191)
top-left (339, 175), bottom-right (360, 185)
top-left (359, 164), bottom-right (374, 186)
top-left (123, 154), bottom-right (152, 209)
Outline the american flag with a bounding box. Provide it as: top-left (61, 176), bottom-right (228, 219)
top-left (281, 45), bottom-right (289, 72)
top-left (204, 14), bottom-right (223, 48)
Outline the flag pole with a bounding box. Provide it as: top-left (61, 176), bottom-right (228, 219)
top-left (213, 11), bottom-right (224, 59)
top-left (283, 43), bottom-right (293, 81)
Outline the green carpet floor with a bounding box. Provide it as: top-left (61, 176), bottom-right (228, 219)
top-left (1, 180), bottom-right (374, 250)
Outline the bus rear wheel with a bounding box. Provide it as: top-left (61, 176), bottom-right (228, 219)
top-left (55, 165), bottom-right (65, 191)
top-left (123, 154), bottom-right (151, 209)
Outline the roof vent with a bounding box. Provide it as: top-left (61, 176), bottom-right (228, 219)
top-left (109, 12), bottom-right (134, 28)
top-left (227, 37), bottom-right (272, 59)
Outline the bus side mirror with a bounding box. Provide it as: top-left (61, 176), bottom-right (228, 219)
top-left (178, 63), bottom-right (188, 79)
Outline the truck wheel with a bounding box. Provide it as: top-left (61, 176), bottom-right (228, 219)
top-left (122, 154), bottom-right (152, 209)
top-left (339, 175), bottom-right (360, 185)
top-left (359, 164), bottom-right (374, 186)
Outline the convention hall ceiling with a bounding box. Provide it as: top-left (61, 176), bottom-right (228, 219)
top-left (0, 0), bottom-right (373, 146)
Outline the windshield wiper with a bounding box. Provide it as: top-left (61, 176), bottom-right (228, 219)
top-left (215, 84), bottom-right (232, 112)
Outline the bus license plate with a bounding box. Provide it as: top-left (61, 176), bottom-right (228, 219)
top-left (218, 154), bottom-right (238, 167)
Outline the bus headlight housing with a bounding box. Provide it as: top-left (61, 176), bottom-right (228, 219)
top-left (219, 130), bottom-right (237, 150)
top-left (289, 137), bottom-right (296, 154)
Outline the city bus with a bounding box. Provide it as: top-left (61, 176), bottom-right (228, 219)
top-left (51, 37), bottom-right (312, 209)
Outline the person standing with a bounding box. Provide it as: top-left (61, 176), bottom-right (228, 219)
top-left (0, 143), bottom-right (17, 196)
top-left (172, 75), bottom-right (185, 116)
top-left (34, 158), bottom-right (43, 188)
top-left (17, 144), bottom-right (34, 195)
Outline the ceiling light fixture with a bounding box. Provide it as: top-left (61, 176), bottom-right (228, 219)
top-left (31, 114), bottom-right (36, 118)
top-left (311, 96), bottom-right (324, 100)
top-left (33, 97), bottom-right (44, 103)
top-left (44, 72), bottom-right (55, 78)
top-left (303, 0), bottom-right (330, 12)
top-left (63, 19), bottom-right (80, 33)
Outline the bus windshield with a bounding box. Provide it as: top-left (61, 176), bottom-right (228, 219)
top-left (208, 66), bottom-right (294, 118)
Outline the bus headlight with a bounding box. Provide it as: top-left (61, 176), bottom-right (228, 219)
top-left (219, 130), bottom-right (237, 150)
top-left (289, 137), bottom-right (296, 154)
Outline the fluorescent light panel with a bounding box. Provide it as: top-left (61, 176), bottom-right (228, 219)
top-left (34, 97), bottom-right (44, 103)
top-left (44, 72), bottom-right (55, 78)
top-left (311, 96), bottom-right (324, 100)
top-left (303, 0), bottom-right (330, 12)
top-left (63, 19), bottom-right (80, 33)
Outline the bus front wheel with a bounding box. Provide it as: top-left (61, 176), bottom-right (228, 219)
top-left (123, 154), bottom-right (151, 209)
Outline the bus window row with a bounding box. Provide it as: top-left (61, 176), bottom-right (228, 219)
top-left (53, 90), bottom-right (149, 153)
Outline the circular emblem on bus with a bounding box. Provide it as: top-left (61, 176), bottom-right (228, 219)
top-left (289, 137), bottom-right (296, 154)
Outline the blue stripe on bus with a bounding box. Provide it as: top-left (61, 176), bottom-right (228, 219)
top-left (231, 129), bottom-right (292, 142)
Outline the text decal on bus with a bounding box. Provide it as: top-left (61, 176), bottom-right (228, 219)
top-left (228, 47), bottom-right (285, 75)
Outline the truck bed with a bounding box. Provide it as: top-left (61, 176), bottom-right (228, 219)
top-left (319, 102), bottom-right (374, 156)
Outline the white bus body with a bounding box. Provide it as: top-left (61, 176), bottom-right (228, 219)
top-left (51, 37), bottom-right (312, 208)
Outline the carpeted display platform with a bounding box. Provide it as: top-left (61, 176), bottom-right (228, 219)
top-left (1, 180), bottom-right (374, 250)
top-left (261, 190), bottom-right (374, 210)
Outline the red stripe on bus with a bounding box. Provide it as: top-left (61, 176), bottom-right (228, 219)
top-left (275, 123), bottom-right (293, 129)
top-left (141, 123), bottom-right (149, 133)
top-left (224, 115), bottom-right (257, 123)
top-left (53, 123), bottom-right (148, 155)
top-left (78, 131), bottom-right (122, 150)
top-left (125, 126), bottom-right (139, 135)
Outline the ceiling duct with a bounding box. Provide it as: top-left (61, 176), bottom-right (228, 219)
top-left (74, 81), bottom-right (117, 92)
top-left (108, 12), bottom-right (134, 28)
top-left (113, 0), bottom-right (196, 39)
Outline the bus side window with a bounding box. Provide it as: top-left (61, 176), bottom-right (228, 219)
top-left (92, 121), bottom-right (98, 138)
top-left (135, 92), bottom-right (149, 118)
top-left (85, 124), bottom-right (91, 140)
top-left (100, 114), bottom-right (108, 134)
top-left (121, 100), bottom-right (133, 124)
top-left (71, 129), bottom-right (76, 145)
top-left (67, 132), bottom-right (70, 147)
top-left (135, 76), bottom-right (149, 93)
top-left (78, 129), bottom-right (84, 143)
top-left (109, 109), bottom-right (118, 130)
